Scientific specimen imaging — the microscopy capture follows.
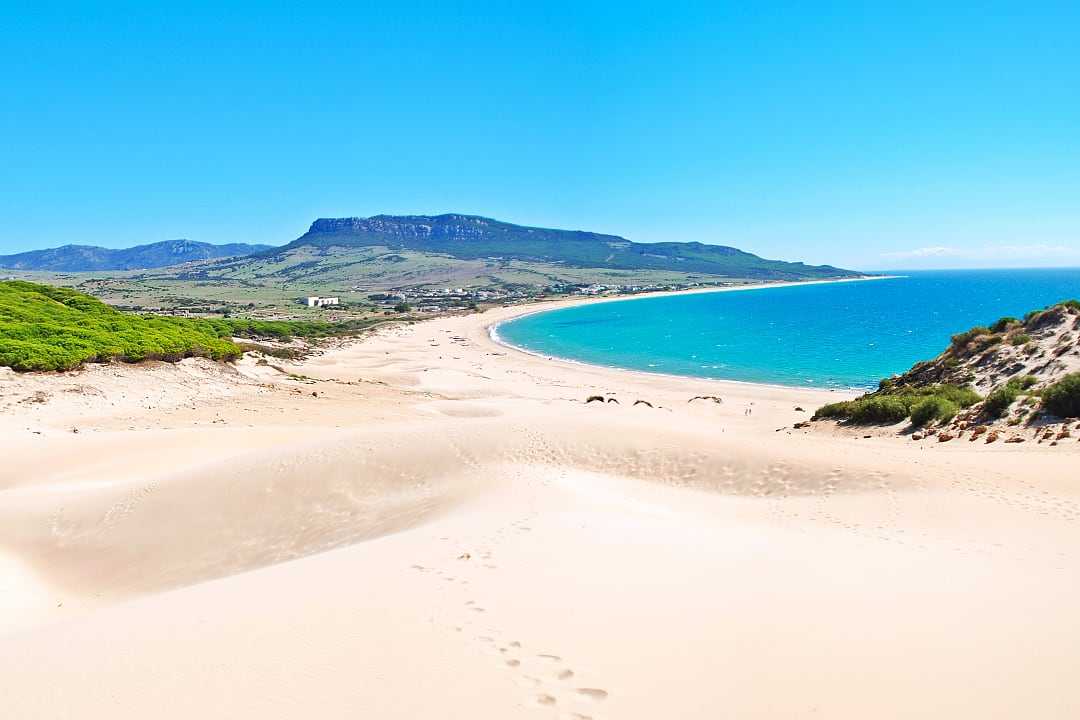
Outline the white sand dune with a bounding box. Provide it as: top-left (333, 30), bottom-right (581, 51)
top-left (2, 298), bottom-right (1079, 718)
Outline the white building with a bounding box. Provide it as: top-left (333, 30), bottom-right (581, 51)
top-left (303, 296), bottom-right (340, 307)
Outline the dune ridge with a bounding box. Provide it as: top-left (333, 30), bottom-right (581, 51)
top-left (2, 298), bottom-right (1079, 718)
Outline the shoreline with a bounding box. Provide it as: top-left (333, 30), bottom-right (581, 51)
top-left (484, 274), bottom-right (898, 395)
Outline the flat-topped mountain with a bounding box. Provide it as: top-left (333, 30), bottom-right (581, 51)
top-left (277, 214), bottom-right (858, 281)
top-left (0, 240), bottom-right (273, 272)
top-left (7, 214), bottom-right (865, 314)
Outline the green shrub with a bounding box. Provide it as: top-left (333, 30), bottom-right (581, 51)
top-left (1014, 375), bottom-right (1038, 390)
top-left (931, 384), bottom-right (981, 407)
top-left (950, 326), bottom-right (991, 350)
top-left (848, 396), bottom-right (910, 424)
top-left (813, 401), bottom-right (853, 420)
top-left (813, 383), bottom-right (979, 426)
top-left (910, 397), bottom-right (959, 426)
top-left (1042, 373), bottom-right (1080, 418)
top-left (983, 386), bottom-right (1018, 417)
top-left (990, 317), bottom-right (1019, 333)
top-left (983, 375), bottom-right (1039, 418)
top-left (1010, 333), bottom-right (1032, 346)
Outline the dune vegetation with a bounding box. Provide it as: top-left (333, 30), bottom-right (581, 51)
top-left (814, 383), bottom-right (981, 426)
top-left (1043, 373), bottom-right (1080, 418)
top-left (0, 280), bottom-right (375, 371)
top-left (982, 375), bottom-right (1039, 418)
top-left (815, 299), bottom-right (1080, 427)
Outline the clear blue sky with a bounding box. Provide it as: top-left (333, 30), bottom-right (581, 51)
top-left (3, 2), bottom-right (1078, 270)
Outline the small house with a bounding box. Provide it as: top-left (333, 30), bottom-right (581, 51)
top-left (302, 296), bottom-right (340, 308)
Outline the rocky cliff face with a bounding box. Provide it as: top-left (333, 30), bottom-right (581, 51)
top-left (309, 215), bottom-right (509, 241)
top-left (305, 214), bottom-right (624, 244)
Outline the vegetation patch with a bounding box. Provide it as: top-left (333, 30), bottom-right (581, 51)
top-left (989, 316), bottom-right (1019, 333)
top-left (0, 280), bottom-right (377, 371)
top-left (814, 383), bottom-right (980, 426)
top-left (949, 326), bottom-right (992, 352)
top-left (1042, 373), bottom-right (1080, 418)
top-left (982, 376), bottom-right (1037, 418)
top-left (910, 396), bottom-right (959, 426)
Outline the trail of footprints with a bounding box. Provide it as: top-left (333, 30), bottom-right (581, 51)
top-left (410, 506), bottom-right (610, 718)
top-left (482, 635), bottom-right (609, 717)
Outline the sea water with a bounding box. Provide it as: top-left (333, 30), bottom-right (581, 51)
top-left (495, 269), bottom-right (1080, 390)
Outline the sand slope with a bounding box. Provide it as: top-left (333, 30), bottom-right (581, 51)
top-left (2, 301), bottom-right (1079, 718)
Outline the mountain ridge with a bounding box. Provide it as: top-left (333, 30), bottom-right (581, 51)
top-left (0, 239), bottom-right (273, 272)
top-left (273, 213), bottom-right (859, 281)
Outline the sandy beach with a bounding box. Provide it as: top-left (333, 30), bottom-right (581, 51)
top-left (3, 294), bottom-right (1079, 719)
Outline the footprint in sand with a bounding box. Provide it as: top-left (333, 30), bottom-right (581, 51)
top-left (575, 688), bottom-right (609, 702)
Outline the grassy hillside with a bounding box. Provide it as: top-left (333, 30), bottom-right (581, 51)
top-left (10, 247), bottom-right (771, 318)
top-left (200, 245), bottom-right (720, 293)
top-left (0, 280), bottom-right (372, 371)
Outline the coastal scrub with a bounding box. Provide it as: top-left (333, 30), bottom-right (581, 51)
top-left (1042, 373), bottom-right (1080, 418)
top-left (814, 383), bottom-right (980, 426)
top-left (0, 280), bottom-right (376, 371)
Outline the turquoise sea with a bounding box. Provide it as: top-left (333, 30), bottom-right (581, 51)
top-left (496, 269), bottom-right (1080, 390)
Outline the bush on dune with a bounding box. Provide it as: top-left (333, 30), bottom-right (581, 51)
top-left (846, 396), bottom-right (910, 424)
top-left (990, 316), bottom-right (1019, 333)
top-left (910, 396), bottom-right (959, 427)
top-left (813, 383), bottom-right (980, 426)
top-left (982, 375), bottom-right (1038, 418)
top-left (1042, 373), bottom-right (1080, 418)
top-left (949, 326), bottom-right (992, 352)
top-left (814, 401), bottom-right (854, 420)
